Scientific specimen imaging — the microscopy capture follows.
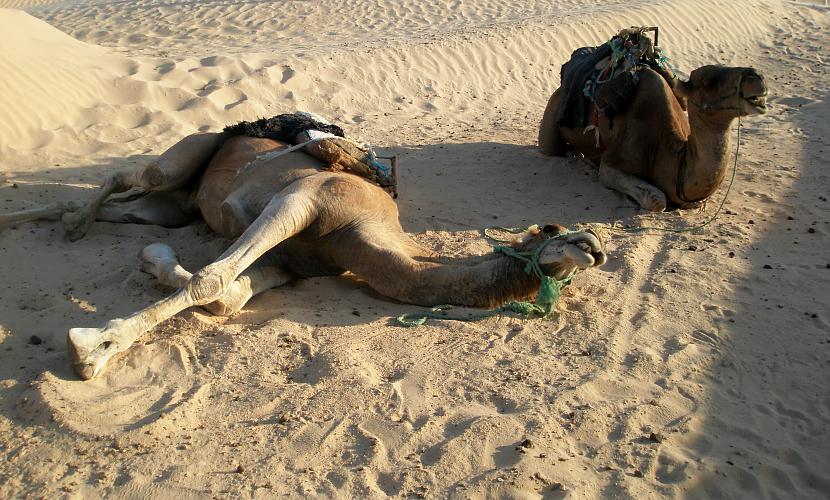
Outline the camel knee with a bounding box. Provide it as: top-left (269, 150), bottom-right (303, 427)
top-left (641, 188), bottom-right (667, 212)
top-left (104, 170), bottom-right (139, 192)
top-left (136, 163), bottom-right (168, 190)
top-left (186, 267), bottom-right (232, 305)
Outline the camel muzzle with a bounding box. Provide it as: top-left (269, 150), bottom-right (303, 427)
top-left (740, 70), bottom-right (768, 113)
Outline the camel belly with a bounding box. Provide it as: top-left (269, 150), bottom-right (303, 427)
top-left (197, 136), bottom-right (322, 238)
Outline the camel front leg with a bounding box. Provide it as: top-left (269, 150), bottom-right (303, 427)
top-left (598, 163), bottom-right (667, 212)
top-left (68, 289), bottom-right (194, 380)
top-left (67, 184), bottom-right (318, 379)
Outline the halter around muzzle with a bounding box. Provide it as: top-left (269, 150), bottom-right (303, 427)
top-left (494, 227), bottom-right (578, 281)
top-left (395, 227), bottom-right (601, 326)
top-left (687, 69), bottom-right (758, 113)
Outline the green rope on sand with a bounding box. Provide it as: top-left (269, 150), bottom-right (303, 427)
top-left (396, 231), bottom-right (576, 327)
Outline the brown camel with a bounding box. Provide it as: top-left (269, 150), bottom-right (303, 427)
top-left (1, 131), bottom-right (607, 379)
top-left (538, 65), bottom-right (768, 211)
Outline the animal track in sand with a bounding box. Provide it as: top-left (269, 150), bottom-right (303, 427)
top-left (113, 107), bottom-right (153, 129)
top-left (741, 190), bottom-right (775, 202)
top-left (205, 87), bottom-right (248, 111)
top-left (35, 338), bottom-right (208, 434)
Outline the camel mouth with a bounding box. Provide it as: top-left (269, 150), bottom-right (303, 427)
top-left (743, 95), bottom-right (767, 114)
top-left (574, 240), bottom-right (607, 267)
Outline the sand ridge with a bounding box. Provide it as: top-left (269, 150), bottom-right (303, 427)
top-left (0, 0), bottom-right (829, 497)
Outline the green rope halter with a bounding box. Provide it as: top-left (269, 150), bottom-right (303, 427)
top-left (396, 230), bottom-right (576, 327)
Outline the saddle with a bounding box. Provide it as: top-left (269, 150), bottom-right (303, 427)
top-left (224, 112), bottom-right (398, 197)
top-left (556, 26), bottom-right (678, 130)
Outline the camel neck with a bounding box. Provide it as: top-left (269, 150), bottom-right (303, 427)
top-left (681, 107), bottom-right (736, 202)
top-left (412, 253), bottom-right (541, 308)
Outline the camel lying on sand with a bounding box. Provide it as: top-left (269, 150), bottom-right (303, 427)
top-left (539, 64), bottom-right (768, 211)
top-left (1, 130), bottom-right (607, 379)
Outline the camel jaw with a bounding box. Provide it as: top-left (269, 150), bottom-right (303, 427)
top-left (743, 94), bottom-right (768, 115)
top-left (574, 239), bottom-right (608, 267)
top-left (538, 230), bottom-right (607, 279)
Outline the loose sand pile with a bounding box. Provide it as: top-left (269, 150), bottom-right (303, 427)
top-left (0, 0), bottom-right (828, 497)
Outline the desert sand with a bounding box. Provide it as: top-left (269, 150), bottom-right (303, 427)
top-left (0, 0), bottom-right (828, 497)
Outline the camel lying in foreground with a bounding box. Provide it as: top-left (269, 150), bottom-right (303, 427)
top-left (1, 131), bottom-right (606, 379)
top-left (539, 64), bottom-right (768, 211)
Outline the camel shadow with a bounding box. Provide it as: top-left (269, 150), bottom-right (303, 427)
top-left (390, 140), bottom-right (639, 233)
top-left (663, 90), bottom-right (830, 497)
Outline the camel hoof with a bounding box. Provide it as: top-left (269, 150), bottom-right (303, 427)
top-left (62, 210), bottom-right (93, 241)
top-left (140, 243), bottom-right (179, 278)
top-left (67, 326), bottom-right (122, 380)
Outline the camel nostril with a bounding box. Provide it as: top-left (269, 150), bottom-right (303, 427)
top-left (74, 363), bottom-right (97, 381)
top-left (592, 252), bottom-right (607, 267)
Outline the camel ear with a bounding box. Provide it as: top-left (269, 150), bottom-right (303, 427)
top-left (517, 224), bottom-right (541, 245)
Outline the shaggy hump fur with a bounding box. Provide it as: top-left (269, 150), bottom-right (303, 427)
top-left (224, 114), bottom-right (345, 144)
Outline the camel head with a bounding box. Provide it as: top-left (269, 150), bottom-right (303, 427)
top-left (518, 224), bottom-right (607, 280)
top-left (676, 65), bottom-right (768, 118)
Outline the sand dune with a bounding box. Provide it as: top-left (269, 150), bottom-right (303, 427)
top-left (0, 0), bottom-right (828, 498)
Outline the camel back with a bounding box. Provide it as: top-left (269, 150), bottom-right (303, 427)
top-left (224, 112), bottom-right (397, 197)
top-left (556, 26), bottom-right (677, 129)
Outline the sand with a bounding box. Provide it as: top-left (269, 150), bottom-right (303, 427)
top-left (0, 0), bottom-right (828, 497)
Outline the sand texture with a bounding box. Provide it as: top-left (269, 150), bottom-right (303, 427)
top-left (0, 0), bottom-right (828, 498)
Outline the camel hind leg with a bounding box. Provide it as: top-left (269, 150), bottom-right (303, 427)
top-left (61, 132), bottom-right (229, 239)
top-left (0, 201), bottom-right (78, 230)
top-left (0, 132), bottom-right (228, 239)
top-left (96, 191), bottom-right (199, 227)
top-left (140, 243), bottom-right (292, 316)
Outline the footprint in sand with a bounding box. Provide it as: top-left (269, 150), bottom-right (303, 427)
top-left (205, 87), bottom-right (248, 110)
top-left (35, 339), bottom-right (208, 435)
